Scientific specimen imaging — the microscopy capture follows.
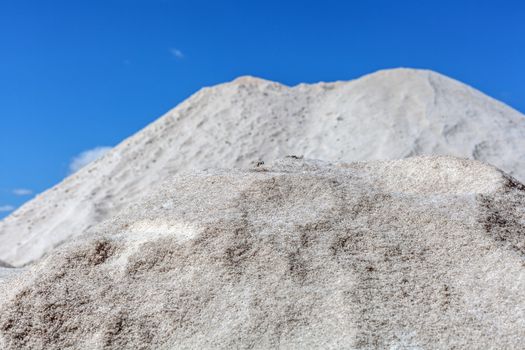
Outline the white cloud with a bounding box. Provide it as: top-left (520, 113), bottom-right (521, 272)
top-left (0, 205), bottom-right (15, 213)
top-left (12, 188), bottom-right (33, 196)
top-left (69, 146), bottom-right (112, 174)
top-left (170, 48), bottom-right (184, 59)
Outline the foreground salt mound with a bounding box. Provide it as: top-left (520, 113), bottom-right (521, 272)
top-left (1, 156), bottom-right (524, 349)
top-left (2, 68), bottom-right (525, 266)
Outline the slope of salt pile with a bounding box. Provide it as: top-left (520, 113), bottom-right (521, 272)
top-left (1, 156), bottom-right (524, 349)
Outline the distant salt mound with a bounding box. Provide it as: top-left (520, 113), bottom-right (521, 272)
top-left (1, 157), bottom-right (524, 349)
top-left (1, 68), bottom-right (525, 266)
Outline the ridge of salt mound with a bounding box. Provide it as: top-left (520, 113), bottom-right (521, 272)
top-left (1, 156), bottom-right (524, 349)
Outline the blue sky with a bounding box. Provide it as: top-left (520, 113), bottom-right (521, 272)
top-left (1, 0), bottom-right (524, 217)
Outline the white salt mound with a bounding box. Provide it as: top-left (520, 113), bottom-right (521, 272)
top-left (1, 68), bottom-right (525, 266)
top-left (1, 156), bottom-right (524, 349)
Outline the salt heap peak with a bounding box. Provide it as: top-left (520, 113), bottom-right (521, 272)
top-left (1, 68), bottom-right (525, 266)
top-left (1, 156), bottom-right (524, 349)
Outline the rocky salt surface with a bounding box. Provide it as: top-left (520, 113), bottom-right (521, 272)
top-left (1, 68), bottom-right (525, 266)
top-left (1, 157), bottom-right (524, 349)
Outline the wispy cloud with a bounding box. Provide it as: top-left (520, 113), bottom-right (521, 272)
top-left (12, 188), bottom-right (33, 196)
top-left (169, 48), bottom-right (184, 59)
top-left (0, 205), bottom-right (15, 213)
top-left (69, 146), bottom-right (112, 174)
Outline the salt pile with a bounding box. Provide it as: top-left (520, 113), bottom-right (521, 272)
top-left (1, 156), bottom-right (524, 349)
top-left (1, 68), bottom-right (524, 266)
